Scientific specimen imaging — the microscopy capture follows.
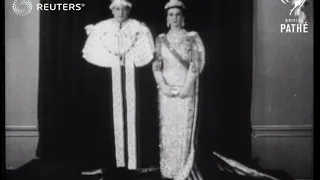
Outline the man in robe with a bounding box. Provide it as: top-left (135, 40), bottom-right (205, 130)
top-left (82, 0), bottom-right (159, 177)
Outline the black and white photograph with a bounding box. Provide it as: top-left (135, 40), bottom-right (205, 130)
top-left (4, 0), bottom-right (313, 180)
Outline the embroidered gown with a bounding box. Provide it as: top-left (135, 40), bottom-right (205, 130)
top-left (153, 30), bottom-right (282, 180)
top-left (153, 30), bottom-right (206, 180)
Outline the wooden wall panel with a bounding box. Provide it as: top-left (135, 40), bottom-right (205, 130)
top-left (252, 125), bottom-right (313, 178)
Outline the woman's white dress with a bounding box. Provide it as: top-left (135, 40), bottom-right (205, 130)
top-left (155, 30), bottom-right (205, 180)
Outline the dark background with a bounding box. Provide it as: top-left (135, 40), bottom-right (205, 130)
top-left (36, 0), bottom-right (253, 178)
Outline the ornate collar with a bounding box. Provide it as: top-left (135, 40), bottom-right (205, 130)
top-left (111, 18), bottom-right (132, 29)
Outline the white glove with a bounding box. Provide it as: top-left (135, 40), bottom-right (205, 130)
top-left (84, 24), bottom-right (95, 35)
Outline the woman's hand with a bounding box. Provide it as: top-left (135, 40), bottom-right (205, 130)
top-left (84, 24), bottom-right (95, 35)
top-left (178, 85), bottom-right (192, 99)
top-left (160, 84), bottom-right (175, 98)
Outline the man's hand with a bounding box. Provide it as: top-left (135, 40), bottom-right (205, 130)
top-left (84, 24), bottom-right (95, 35)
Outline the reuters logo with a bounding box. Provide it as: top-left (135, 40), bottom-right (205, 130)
top-left (12, 0), bottom-right (33, 16)
top-left (12, 1), bottom-right (85, 16)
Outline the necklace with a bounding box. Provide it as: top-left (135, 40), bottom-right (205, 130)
top-left (167, 29), bottom-right (187, 45)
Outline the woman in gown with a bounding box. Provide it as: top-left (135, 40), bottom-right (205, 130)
top-left (152, 0), bottom-right (205, 179)
top-left (151, 1), bottom-right (284, 180)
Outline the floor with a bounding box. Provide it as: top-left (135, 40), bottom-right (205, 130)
top-left (5, 159), bottom-right (296, 180)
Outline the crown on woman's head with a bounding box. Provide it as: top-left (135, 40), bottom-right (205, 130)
top-left (109, 0), bottom-right (132, 10)
top-left (164, 0), bottom-right (185, 9)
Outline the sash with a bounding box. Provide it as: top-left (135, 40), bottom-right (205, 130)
top-left (163, 36), bottom-right (190, 69)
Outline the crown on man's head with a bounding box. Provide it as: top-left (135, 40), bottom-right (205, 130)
top-left (109, 0), bottom-right (132, 10)
top-left (164, 0), bottom-right (185, 9)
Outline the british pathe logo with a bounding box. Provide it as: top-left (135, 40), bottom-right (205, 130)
top-left (280, 0), bottom-right (309, 33)
top-left (281, 0), bottom-right (306, 16)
